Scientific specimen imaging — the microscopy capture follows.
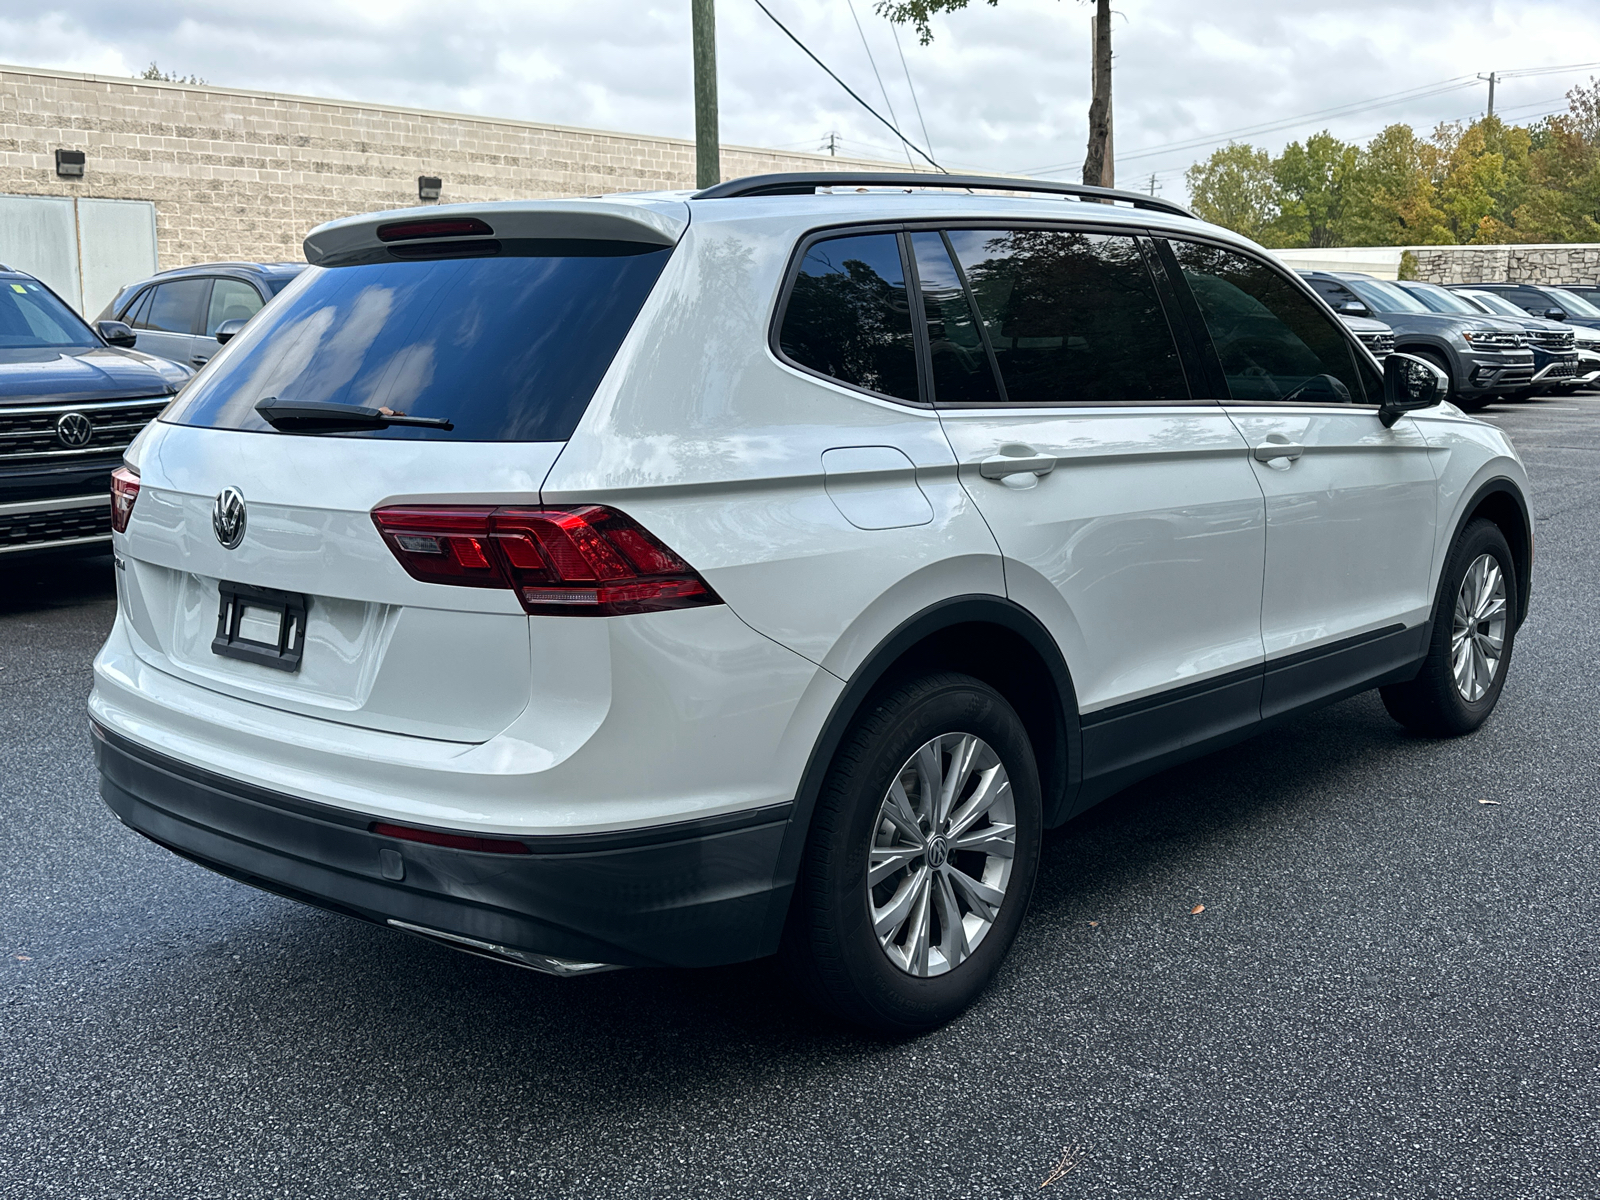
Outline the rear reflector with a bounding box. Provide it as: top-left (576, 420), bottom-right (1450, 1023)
top-left (372, 821), bottom-right (531, 855)
top-left (376, 217), bottom-right (494, 242)
top-left (110, 465), bottom-right (139, 533)
top-left (371, 504), bottom-right (722, 617)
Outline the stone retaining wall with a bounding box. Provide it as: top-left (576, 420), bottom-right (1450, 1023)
top-left (0, 63), bottom-right (902, 269)
top-left (1406, 244), bottom-right (1600, 285)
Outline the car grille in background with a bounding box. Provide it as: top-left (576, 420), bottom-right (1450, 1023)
top-left (0, 501), bottom-right (111, 552)
top-left (1357, 332), bottom-right (1395, 358)
top-left (1531, 329), bottom-right (1577, 350)
top-left (0, 397), bottom-right (169, 465)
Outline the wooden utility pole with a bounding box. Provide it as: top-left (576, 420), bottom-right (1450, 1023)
top-left (1084, 0), bottom-right (1113, 188)
top-left (692, 0), bottom-right (720, 189)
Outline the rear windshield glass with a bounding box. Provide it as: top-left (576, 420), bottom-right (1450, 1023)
top-left (163, 243), bottom-right (672, 441)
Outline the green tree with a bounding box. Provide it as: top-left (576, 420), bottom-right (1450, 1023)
top-left (1345, 124), bottom-right (1450, 245)
top-left (1264, 131), bottom-right (1360, 248)
top-left (1184, 143), bottom-right (1276, 240)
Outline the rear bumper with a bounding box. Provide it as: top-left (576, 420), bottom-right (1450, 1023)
top-left (94, 721), bottom-right (793, 970)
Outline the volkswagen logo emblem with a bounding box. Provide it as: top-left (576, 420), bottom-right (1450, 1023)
top-left (55, 411), bottom-right (93, 448)
top-left (212, 487), bottom-right (247, 549)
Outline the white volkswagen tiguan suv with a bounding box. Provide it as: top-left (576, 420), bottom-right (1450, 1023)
top-left (91, 173), bottom-right (1531, 1031)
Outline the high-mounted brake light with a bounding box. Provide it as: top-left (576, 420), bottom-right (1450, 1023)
top-left (371, 504), bottom-right (722, 617)
top-left (110, 465), bottom-right (139, 534)
top-left (371, 821), bottom-right (530, 855)
top-left (376, 217), bottom-right (494, 242)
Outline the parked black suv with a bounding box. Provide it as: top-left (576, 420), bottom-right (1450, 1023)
top-left (2, 268), bottom-right (190, 557)
top-left (1301, 271), bottom-right (1534, 410)
top-left (1397, 280), bottom-right (1579, 394)
top-left (1460, 283), bottom-right (1600, 332)
top-left (97, 262), bottom-right (305, 371)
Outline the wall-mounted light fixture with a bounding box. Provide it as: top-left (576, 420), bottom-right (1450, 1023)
top-left (55, 149), bottom-right (86, 178)
top-left (418, 176), bottom-right (442, 201)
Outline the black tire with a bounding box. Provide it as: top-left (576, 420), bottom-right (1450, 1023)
top-left (1381, 518), bottom-right (1518, 736)
top-left (780, 672), bottom-right (1042, 1033)
top-left (1413, 348), bottom-right (1486, 411)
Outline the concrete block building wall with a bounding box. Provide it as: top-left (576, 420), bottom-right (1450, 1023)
top-left (0, 64), bottom-right (904, 269)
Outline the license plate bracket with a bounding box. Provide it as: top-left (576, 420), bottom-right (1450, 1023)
top-left (212, 580), bottom-right (309, 673)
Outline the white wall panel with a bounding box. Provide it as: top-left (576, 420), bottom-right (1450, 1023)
top-left (0, 193), bottom-right (81, 309)
top-left (77, 198), bottom-right (158, 319)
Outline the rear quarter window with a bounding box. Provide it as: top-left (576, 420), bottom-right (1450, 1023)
top-left (163, 242), bottom-right (672, 442)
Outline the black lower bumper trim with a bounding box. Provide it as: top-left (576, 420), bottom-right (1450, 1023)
top-left (92, 723), bottom-right (792, 969)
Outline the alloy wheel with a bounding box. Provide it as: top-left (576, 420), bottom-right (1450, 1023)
top-left (1451, 552), bottom-right (1508, 702)
top-left (866, 732), bottom-right (1017, 977)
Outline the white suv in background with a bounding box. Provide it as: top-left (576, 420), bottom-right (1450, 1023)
top-left (91, 173), bottom-right (1531, 1032)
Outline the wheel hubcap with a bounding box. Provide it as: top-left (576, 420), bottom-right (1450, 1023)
top-left (866, 732), bottom-right (1017, 978)
top-left (1451, 552), bottom-right (1508, 703)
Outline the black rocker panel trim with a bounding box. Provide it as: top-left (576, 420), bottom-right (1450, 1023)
top-left (1072, 622), bottom-right (1429, 810)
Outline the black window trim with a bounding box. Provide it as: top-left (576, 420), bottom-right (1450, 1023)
top-left (118, 285), bottom-right (153, 323)
top-left (770, 216), bottom-right (1212, 412)
top-left (1155, 233), bottom-right (1383, 409)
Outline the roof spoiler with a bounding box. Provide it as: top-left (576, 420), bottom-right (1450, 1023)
top-left (693, 172), bottom-right (1197, 220)
top-left (303, 199), bottom-right (688, 267)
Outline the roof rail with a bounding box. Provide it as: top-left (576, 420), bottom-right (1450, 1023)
top-left (692, 172), bottom-right (1197, 220)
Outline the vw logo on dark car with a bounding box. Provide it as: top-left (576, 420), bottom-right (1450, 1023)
top-left (212, 487), bottom-right (247, 549)
top-left (55, 411), bottom-right (93, 448)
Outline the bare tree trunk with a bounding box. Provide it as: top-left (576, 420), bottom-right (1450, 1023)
top-left (1083, 0), bottom-right (1113, 188)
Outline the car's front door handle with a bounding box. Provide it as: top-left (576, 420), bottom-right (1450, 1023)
top-left (979, 448), bottom-right (1057, 489)
top-left (1253, 440), bottom-right (1304, 464)
top-left (190, 355), bottom-right (210, 367)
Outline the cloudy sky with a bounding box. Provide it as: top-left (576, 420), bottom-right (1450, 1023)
top-left (7, 1), bottom-right (1600, 197)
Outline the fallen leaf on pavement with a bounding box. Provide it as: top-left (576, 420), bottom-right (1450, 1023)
top-left (1088, 921), bottom-right (1099, 927)
top-left (1190, 904), bottom-right (1205, 915)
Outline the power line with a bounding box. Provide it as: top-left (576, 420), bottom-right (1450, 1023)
top-left (843, 0), bottom-right (911, 166)
top-left (1012, 76), bottom-right (1485, 177)
top-left (749, 0), bottom-right (944, 171)
top-left (888, 18), bottom-right (936, 168)
top-left (1015, 59), bottom-right (1600, 180)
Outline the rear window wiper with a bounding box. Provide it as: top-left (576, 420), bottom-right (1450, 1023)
top-left (255, 397), bottom-right (454, 432)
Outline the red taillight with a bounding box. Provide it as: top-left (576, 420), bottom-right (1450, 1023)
top-left (371, 821), bottom-right (530, 855)
top-left (110, 466), bottom-right (139, 534)
top-left (376, 217), bottom-right (493, 242)
top-left (371, 504), bottom-right (722, 617)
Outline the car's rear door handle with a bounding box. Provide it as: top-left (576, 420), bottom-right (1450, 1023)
top-left (979, 448), bottom-right (1057, 488)
top-left (1253, 440), bottom-right (1304, 463)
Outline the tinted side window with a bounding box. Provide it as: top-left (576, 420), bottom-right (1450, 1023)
top-left (139, 279), bottom-right (208, 334)
top-left (119, 286), bottom-right (152, 323)
top-left (945, 228), bottom-right (1189, 404)
top-left (909, 232), bottom-right (1002, 404)
top-left (1308, 278), bottom-right (1360, 309)
top-left (1170, 241), bottom-right (1364, 404)
top-left (778, 233), bottom-right (919, 403)
top-left (206, 279), bottom-right (265, 335)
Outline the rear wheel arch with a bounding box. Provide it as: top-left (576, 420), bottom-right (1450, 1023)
top-left (758, 596), bottom-right (1080, 955)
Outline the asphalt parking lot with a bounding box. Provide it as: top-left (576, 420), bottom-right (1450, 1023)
top-left (4, 394), bottom-right (1599, 1200)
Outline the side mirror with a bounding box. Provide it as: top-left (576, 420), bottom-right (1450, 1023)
top-left (1338, 300), bottom-right (1370, 317)
top-left (1545, 308), bottom-right (1567, 321)
top-left (97, 319), bottom-right (137, 348)
top-left (1379, 352), bottom-right (1446, 427)
top-left (214, 318), bottom-right (248, 345)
